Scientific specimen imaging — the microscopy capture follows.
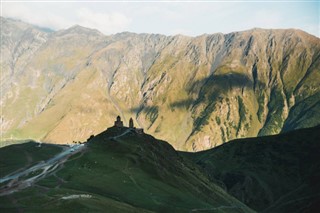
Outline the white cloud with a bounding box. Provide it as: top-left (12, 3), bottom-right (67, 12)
top-left (2, 3), bottom-right (73, 30)
top-left (2, 3), bottom-right (131, 34)
top-left (76, 8), bottom-right (131, 34)
top-left (1, 2), bottom-right (318, 37)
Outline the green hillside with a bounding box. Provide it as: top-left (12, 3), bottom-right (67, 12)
top-left (0, 141), bottom-right (64, 177)
top-left (0, 127), bottom-right (253, 212)
top-left (1, 124), bottom-right (319, 212)
top-left (183, 125), bottom-right (320, 212)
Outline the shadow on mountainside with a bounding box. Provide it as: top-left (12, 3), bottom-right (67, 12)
top-left (170, 72), bottom-right (259, 109)
top-left (130, 70), bottom-right (265, 134)
top-left (181, 125), bottom-right (320, 212)
top-left (169, 72), bottom-right (266, 135)
top-left (128, 72), bottom-right (265, 132)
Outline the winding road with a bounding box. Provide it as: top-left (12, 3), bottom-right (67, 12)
top-left (0, 144), bottom-right (86, 196)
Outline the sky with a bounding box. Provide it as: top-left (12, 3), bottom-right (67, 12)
top-left (1, 1), bottom-right (319, 37)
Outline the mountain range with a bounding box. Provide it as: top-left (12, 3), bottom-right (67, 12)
top-left (1, 17), bottom-right (319, 151)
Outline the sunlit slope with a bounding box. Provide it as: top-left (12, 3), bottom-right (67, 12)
top-left (0, 128), bottom-right (254, 212)
top-left (1, 17), bottom-right (320, 151)
top-left (183, 125), bottom-right (320, 212)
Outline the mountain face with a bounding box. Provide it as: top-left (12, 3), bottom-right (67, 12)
top-left (1, 17), bottom-right (320, 151)
top-left (183, 125), bottom-right (320, 212)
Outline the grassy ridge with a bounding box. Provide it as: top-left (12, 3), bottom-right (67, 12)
top-left (0, 127), bottom-right (254, 212)
top-left (182, 125), bottom-right (320, 212)
top-left (1, 126), bottom-right (318, 212)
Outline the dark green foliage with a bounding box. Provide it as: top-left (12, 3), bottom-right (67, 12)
top-left (193, 102), bottom-right (216, 133)
top-left (184, 125), bottom-right (320, 212)
top-left (145, 106), bottom-right (159, 128)
top-left (0, 141), bottom-right (63, 176)
top-left (215, 116), bottom-right (221, 125)
top-left (236, 96), bottom-right (247, 136)
top-left (259, 88), bottom-right (285, 135)
top-left (220, 127), bottom-right (226, 142)
top-left (244, 123), bottom-right (250, 131)
top-left (282, 92), bottom-right (320, 132)
top-left (0, 127), bottom-right (253, 213)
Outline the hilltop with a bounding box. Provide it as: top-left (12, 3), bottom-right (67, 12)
top-left (1, 122), bottom-right (319, 212)
top-left (0, 122), bottom-right (253, 212)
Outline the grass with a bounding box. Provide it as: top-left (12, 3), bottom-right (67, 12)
top-left (259, 88), bottom-right (285, 135)
top-left (236, 96), bottom-right (247, 137)
top-left (0, 141), bottom-right (63, 177)
top-left (215, 116), bottom-right (221, 125)
top-left (183, 125), bottom-right (320, 212)
top-left (2, 125), bottom-right (318, 212)
top-left (0, 127), bottom-right (254, 213)
top-left (145, 106), bottom-right (159, 129)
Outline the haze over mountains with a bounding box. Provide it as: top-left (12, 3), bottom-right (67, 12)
top-left (1, 17), bottom-right (319, 151)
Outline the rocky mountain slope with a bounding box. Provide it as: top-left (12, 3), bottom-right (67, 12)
top-left (1, 17), bottom-right (319, 151)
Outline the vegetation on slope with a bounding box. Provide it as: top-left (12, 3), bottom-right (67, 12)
top-left (183, 125), bottom-right (320, 212)
top-left (0, 141), bottom-right (63, 177)
top-left (0, 127), bottom-right (253, 212)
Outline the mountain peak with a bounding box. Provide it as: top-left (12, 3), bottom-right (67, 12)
top-left (56, 24), bottom-right (104, 37)
top-left (69, 24), bottom-right (87, 30)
